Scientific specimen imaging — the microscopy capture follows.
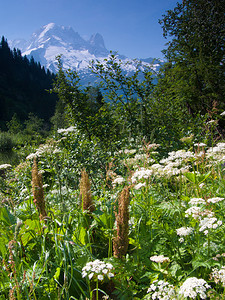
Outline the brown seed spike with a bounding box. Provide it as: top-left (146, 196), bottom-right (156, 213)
top-left (113, 186), bottom-right (130, 259)
top-left (31, 157), bottom-right (47, 221)
top-left (80, 169), bottom-right (95, 213)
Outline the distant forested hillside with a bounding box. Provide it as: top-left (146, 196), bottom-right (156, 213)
top-left (0, 36), bottom-right (57, 129)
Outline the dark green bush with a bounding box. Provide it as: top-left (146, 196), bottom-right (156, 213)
top-left (0, 132), bottom-right (16, 151)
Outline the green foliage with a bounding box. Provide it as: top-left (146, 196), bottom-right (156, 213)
top-left (52, 56), bottom-right (121, 150)
top-left (0, 132), bottom-right (16, 151)
top-left (91, 53), bottom-right (157, 139)
top-left (2, 133), bottom-right (225, 298)
top-left (6, 113), bottom-right (23, 134)
top-left (158, 0), bottom-right (225, 115)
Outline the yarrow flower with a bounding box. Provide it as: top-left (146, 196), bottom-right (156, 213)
top-left (134, 182), bottom-right (146, 190)
top-left (207, 197), bottom-right (224, 204)
top-left (82, 260), bottom-right (114, 281)
top-left (112, 176), bottom-right (125, 186)
top-left (176, 226), bottom-right (193, 237)
top-left (150, 255), bottom-right (170, 263)
top-left (131, 168), bottom-right (153, 183)
top-left (147, 280), bottom-right (175, 300)
top-left (57, 126), bottom-right (76, 135)
top-left (189, 198), bottom-right (206, 205)
top-left (179, 277), bottom-right (211, 299)
top-left (210, 266), bottom-right (225, 286)
top-left (185, 206), bottom-right (202, 219)
top-left (194, 143), bottom-right (207, 147)
top-left (0, 164), bottom-right (12, 170)
top-left (199, 217), bottom-right (222, 234)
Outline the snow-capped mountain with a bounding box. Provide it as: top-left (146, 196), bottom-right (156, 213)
top-left (10, 23), bottom-right (161, 84)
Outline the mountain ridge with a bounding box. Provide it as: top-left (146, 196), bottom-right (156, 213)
top-left (9, 23), bottom-right (161, 84)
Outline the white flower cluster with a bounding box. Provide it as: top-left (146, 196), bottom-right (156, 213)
top-left (82, 260), bottom-right (114, 281)
top-left (206, 142), bottom-right (225, 163)
top-left (147, 149), bottom-right (194, 178)
top-left (112, 176), bottom-right (125, 186)
top-left (207, 197), bottom-right (224, 204)
top-left (26, 144), bottom-right (61, 160)
top-left (150, 255), bottom-right (170, 263)
top-left (0, 164), bottom-right (12, 170)
top-left (199, 217), bottom-right (222, 235)
top-left (179, 277), bottom-right (211, 299)
top-left (167, 150), bottom-right (194, 161)
top-left (147, 280), bottom-right (175, 300)
top-left (134, 182), bottom-right (146, 190)
top-left (176, 226), bottom-right (193, 237)
top-left (124, 149), bottom-right (136, 154)
top-left (194, 143), bottom-right (206, 147)
top-left (144, 143), bottom-right (160, 150)
top-left (185, 206), bottom-right (202, 219)
top-left (57, 126), bottom-right (76, 135)
top-left (189, 198), bottom-right (206, 205)
top-left (131, 168), bottom-right (153, 183)
top-left (211, 266), bottom-right (225, 286)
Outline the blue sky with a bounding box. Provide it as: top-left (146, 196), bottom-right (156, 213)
top-left (0, 0), bottom-right (181, 59)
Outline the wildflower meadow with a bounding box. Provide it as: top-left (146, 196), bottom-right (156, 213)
top-left (1, 121), bottom-right (225, 299)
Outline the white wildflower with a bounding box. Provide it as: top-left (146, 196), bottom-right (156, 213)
top-left (134, 182), bottom-right (146, 190)
top-left (57, 126), bottom-right (76, 135)
top-left (131, 168), bottom-right (153, 183)
top-left (97, 274), bottom-right (104, 280)
top-left (124, 149), bottom-right (136, 154)
top-left (185, 206), bottom-right (201, 219)
top-left (112, 176), bottom-right (125, 186)
top-left (207, 197), bottom-right (224, 204)
top-left (220, 111), bottom-right (225, 116)
top-left (147, 280), bottom-right (175, 299)
top-left (150, 255), bottom-right (170, 263)
top-left (194, 143), bottom-right (206, 147)
top-left (176, 227), bottom-right (193, 237)
top-left (0, 164), bottom-right (12, 170)
top-left (82, 260), bottom-right (114, 281)
top-left (189, 198), bottom-right (206, 205)
top-left (211, 267), bottom-right (225, 286)
top-left (199, 217), bottom-right (222, 232)
top-left (179, 277), bottom-right (211, 299)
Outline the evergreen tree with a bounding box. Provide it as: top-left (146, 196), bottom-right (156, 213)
top-left (0, 36), bottom-right (57, 129)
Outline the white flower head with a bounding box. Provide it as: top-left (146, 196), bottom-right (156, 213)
top-left (134, 182), bottom-right (146, 190)
top-left (82, 260), bottom-right (114, 281)
top-left (211, 267), bottom-right (225, 286)
top-left (207, 197), bottom-right (224, 204)
top-left (179, 277), bottom-right (211, 299)
top-left (147, 280), bottom-right (175, 299)
top-left (189, 198), bottom-right (206, 205)
top-left (112, 176), bottom-right (125, 186)
top-left (176, 227), bottom-right (193, 237)
top-left (0, 164), bottom-right (12, 170)
top-left (150, 255), bottom-right (170, 263)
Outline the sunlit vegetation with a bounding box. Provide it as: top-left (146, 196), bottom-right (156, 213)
top-left (0, 0), bottom-right (225, 298)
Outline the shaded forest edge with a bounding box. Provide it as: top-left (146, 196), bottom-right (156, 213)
top-left (0, 36), bottom-right (57, 130)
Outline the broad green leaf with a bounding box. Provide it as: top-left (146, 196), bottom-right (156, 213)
top-left (0, 207), bottom-right (16, 226)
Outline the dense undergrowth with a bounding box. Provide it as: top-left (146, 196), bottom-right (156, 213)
top-left (1, 120), bottom-right (225, 299)
top-left (0, 1), bottom-right (224, 298)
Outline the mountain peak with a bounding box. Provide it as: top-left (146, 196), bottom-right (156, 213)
top-left (89, 33), bottom-right (108, 56)
top-left (9, 23), bottom-right (158, 82)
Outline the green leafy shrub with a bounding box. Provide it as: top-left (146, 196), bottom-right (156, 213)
top-left (0, 132), bottom-right (16, 151)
